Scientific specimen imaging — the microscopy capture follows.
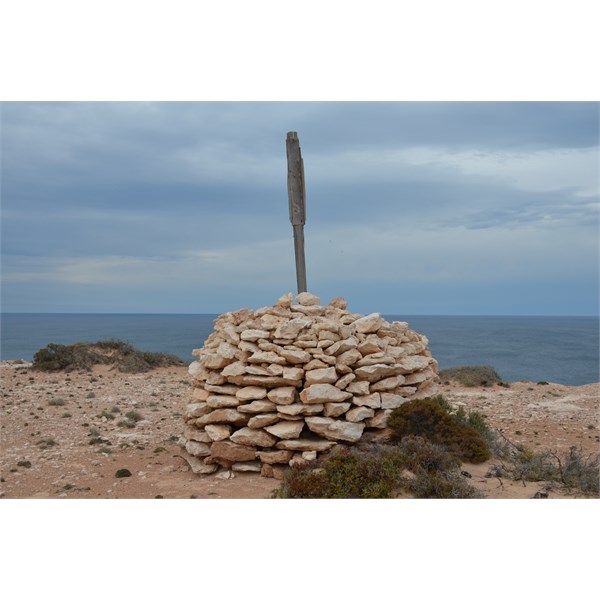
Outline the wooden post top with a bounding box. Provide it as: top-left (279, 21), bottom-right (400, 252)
top-left (286, 131), bottom-right (306, 226)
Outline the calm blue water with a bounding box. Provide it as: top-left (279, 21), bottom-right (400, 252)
top-left (1, 313), bottom-right (598, 386)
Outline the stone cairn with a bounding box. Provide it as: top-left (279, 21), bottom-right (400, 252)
top-left (179, 292), bottom-right (439, 478)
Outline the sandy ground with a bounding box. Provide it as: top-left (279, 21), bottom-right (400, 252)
top-left (1, 362), bottom-right (598, 499)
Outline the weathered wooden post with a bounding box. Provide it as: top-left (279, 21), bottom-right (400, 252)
top-left (286, 131), bottom-right (307, 294)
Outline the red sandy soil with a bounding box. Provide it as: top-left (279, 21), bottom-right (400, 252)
top-left (1, 362), bottom-right (598, 499)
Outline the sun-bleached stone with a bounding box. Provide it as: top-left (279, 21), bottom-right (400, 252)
top-left (328, 296), bottom-right (348, 310)
top-left (221, 361), bottom-right (247, 377)
top-left (352, 392), bottom-right (381, 409)
top-left (325, 336), bottom-right (359, 356)
top-left (236, 386), bottom-right (268, 401)
top-left (305, 366), bottom-right (338, 385)
top-left (204, 384), bottom-right (240, 395)
top-left (354, 363), bottom-right (406, 382)
top-left (304, 358), bottom-right (329, 371)
top-left (264, 421), bottom-right (305, 439)
top-left (216, 341), bottom-right (238, 359)
top-left (231, 461), bottom-right (262, 472)
top-left (191, 387), bottom-right (210, 402)
top-left (277, 292), bottom-right (294, 307)
top-left (336, 348), bottom-right (362, 367)
top-left (274, 318), bottom-right (312, 339)
top-left (188, 361), bottom-right (207, 379)
top-left (345, 380), bottom-right (370, 395)
top-left (238, 340), bottom-right (259, 353)
top-left (207, 394), bottom-right (240, 408)
top-left (300, 384), bottom-right (352, 404)
top-left (205, 371), bottom-right (226, 385)
top-left (275, 439), bottom-right (338, 452)
top-left (277, 403), bottom-right (325, 416)
top-left (305, 417), bottom-right (365, 442)
top-left (352, 312), bottom-right (384, 334)
top-left (185, 402), bottom-right (211, 419)
top-left (370, 375), bottom-right (406, 392)
top-left (403, 367), bottom-right (435, 385)
top-left (323, 402), bottom-right (351, 417)
top-left (380, 393), bottom-right (411, 409)
top-left (247, 413), bottom-right (280, 429)
top-left (185, 440), bottom-right (211, 457)
top-left (202, 352), bottom-right (234, 370)
top-left (248, 351), bottom-right (287, 365)
top-left (183, 454), bottom-right (219, 475)
top-left (345, 406), bottom-right (375, 422)
top-left (256, 450), bottom-right (294, 464)
top-left (335, 373), bottom-right (356, 389)
top-left (355, 353), bottom-right (395, 367)
top-left (210, 440), bottom-right (257, 462)
top-left (240, 329), bottom-right (271, 342)
top-left (296, 291), bottom-right (321, 306)
top-left (397, 355), bottom-right (432, 373)
top-left (183, 425), bottom-right (212, 443)
top-left (279, 348), bottom-right (312, 364)
top-left (230, 427), bottom-right (277, 448)
top-left (195, 409), bottom-right (249, 426)
top-left (266, 386), bottom-right (298, 405)
top-left (237, 400), bottom-right (277, 414)
top-left (204, 424), bottom-right (232, 441)
top-left (357, 339), bottom-right (383, 355)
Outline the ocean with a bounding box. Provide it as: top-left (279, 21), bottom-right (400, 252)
top-left (0, 313), bottom-right (598, 386)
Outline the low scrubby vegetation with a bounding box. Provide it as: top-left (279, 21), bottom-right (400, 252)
top-left (274, 438), bottom-right (484, 499)
top-left (274, 446), bottom-right (408, 499)
top-left (274, 395), bottom-right (495, 499)
top-left (439, 365), bottom-right (505, 387)
top-left (387, 396), bottom-right (492, 463)
top-left (488, 439), bottom-right (599, 497)
top-left (32, 339), bottom-right (185, 373)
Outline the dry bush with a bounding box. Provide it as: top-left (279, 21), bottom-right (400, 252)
top-left (387, 396), bottom-right (492, 463)
top-left (32, 339), bottom-right (185, 373)
top-left (439, 365), bottom-right (504, 387)
top-left (273, 439), bottom-right (483, 499)
top-left (273, 446), bottom-right (407, 499)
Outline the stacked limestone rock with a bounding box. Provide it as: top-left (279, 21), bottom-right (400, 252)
top-left (180, 292), bottom-right (439, 478)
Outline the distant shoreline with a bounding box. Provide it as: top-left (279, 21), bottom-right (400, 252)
top-left (2, 314), bottom-right (598, 386)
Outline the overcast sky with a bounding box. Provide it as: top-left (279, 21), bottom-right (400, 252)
top-left (1, 101), bottom-right (598, 315)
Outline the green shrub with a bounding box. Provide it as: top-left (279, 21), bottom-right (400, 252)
top-left (36, 437), bottom-right (57, 449)
top-left (125, 410), bottom-right (143, 423)
top-left (455, 406), bottom-right (498, 448)
top-left (439, 365), bottom-right (504, 387)
top-left (48, 398), bottom-right (66, 406)
top-left (274, 446), bottom-right (408, 499)
top-left (493, 442), bottom-right (599, 497)
top-left (387, 396), bottom-right (491, 463)
top-left (273, 440), bottom-right (484, 499)
top-left (559, 447), bottom-right (599, 495)
top-left (32, 339), bottom-right (185, 373)
top-left (406, 469), bottom-right (483, 499)
top-left (396, 435), bottom-right (459, 473)
top-left (115, 469), bottom-right (132, 478)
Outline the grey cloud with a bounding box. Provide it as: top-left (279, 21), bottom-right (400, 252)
top-left (1, 101), bottom-right (597, 315)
